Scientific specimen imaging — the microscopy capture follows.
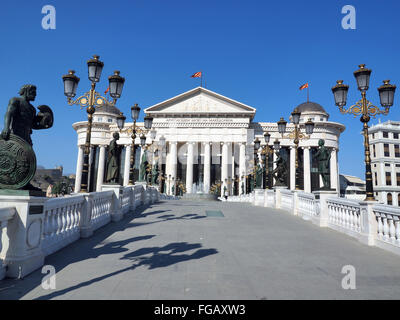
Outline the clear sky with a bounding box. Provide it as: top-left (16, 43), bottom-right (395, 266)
top-left (0, 0), bottom-right (399, 177)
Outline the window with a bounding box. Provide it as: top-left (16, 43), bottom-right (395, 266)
top-left (398, 194), bottom-right (400, 207)
top-left (388, 193), bottom-right (393, 205)
top-left (108, 118), bottom-right (113, 123)
top-left (372, 133), bottom-right (375, 139)
top-left (384, 143), bottom-right (390, 157)
top-left (386, 172), bottom-right (392, 186)
top-left (397, 173), bottom-right (400, 186)
top-left (383, 132), bottom-right (389, 138)
top-left (97, 117), bottom-right (103, 122)
top-left (394, 133), bottom-right (399, 139)
top-left (385, 163), bottom-right (391, 167)
top-left (375, 172), bottom-right (378, 186)
top-left (373, 144), bottom-right (376, 158)
top-left (396, 164), bottom-right (400, 168)
top-left (395, 145), bottom-right (400, 157)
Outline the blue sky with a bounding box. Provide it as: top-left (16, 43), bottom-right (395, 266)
top-left (0, 0), bottom-right (399, 176)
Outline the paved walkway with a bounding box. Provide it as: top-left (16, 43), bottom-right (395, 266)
top-left (1, 200), bottom-right (400, 300)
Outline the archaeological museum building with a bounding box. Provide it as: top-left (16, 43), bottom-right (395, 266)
top-left (72, 87), bottom-right (345, 196)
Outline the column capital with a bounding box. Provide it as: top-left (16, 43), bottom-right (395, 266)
top-left (302, 146), bottom-right (311, 150)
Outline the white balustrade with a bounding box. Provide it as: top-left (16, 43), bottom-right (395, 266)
top-left (0, 207), bottom-right (16, 280)
top-left (42, 195), bottom-right (85, 256)
top-left (373, 204), bottom-right (400, 248)
top-left (297, 192), bottom-right (317, 219)
top-left (90, 191), bottom-right (113, 231)
top-left (121, 187), bottom-right (132, 215)
top-left (280, 189), bottom-right (294, 212)
top-left (326, 198), bottom-right (361, 233)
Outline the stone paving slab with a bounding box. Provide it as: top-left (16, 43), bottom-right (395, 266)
top-left (1, 200), bottom-right (400, 299)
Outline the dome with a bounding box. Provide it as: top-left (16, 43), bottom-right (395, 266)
top-left (94, 103), bottom-right (121, 116)
top-left (295, 101), bottom-right (328, 115)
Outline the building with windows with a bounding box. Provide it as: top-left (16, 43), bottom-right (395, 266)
top-left (370, 120), bottom-right (400, 206)
top-left (339, 174), bottom-right (366, 200)
top-left (73, 87), bottom-right (345, 195)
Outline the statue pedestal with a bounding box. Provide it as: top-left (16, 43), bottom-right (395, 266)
top-left (313, 190), bottom-right (337, 227)
top-left (101, 184), bottom-right (124, 222)
top-left (0, 195), bottom-right (47, 278)
top-left (273, 186), bottom-right (288, 209)
top-left (253, 188), bottom-right (265, 206)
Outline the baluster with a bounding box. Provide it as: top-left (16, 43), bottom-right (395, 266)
top-left (377, 213), bottom-right (383, 239)
top-left (388, 215), bottom-right (396, 243)
top-left (383, 215), bottom-right (389, 241)
top-left (394, 218), bottom-right (400, 246)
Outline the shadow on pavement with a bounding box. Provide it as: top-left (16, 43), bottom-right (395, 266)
top-left (34, 241), bottom-right (218, 300)
top-left (0, 202), bottom-right (215, 300)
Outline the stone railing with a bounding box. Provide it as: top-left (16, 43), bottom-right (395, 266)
top-left (89, 190), bottom-right (113, 231)
top-left (0, 207), bottom-right (16, 280)
top-left (297, 191), bottom-right (318, 220)
top-left (227, 188), bottom-right (400, 257)
top-left (42, 195), bottom-right (85, 256)
top-left (326, 197), bottom-right (362, 236)
top-left (280, 189), bottom-right (294, 212)
top-left (0, 184), bottom-right (160, 279)
top-left (372, 204), bottom-right (400, 255)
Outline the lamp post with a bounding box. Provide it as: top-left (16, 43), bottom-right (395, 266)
top-left (331, 64), bottom-right (396, 201)
top-left (253, 138), bottom-right (261, 189)
top-left (260, 132), bottom-right (274, 189)
top-left (158, 136), bottom-right (166, 193)
top-left (124, 109), bottom-right (154, 185)
top-left (62, 55), bottom-right (125, 193)
top-left (276, 111), bottom-right (314, 190)
top-left (128, 104), bottom-right (140, 185)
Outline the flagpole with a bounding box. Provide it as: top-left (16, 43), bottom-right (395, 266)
top-left (307, 84), bottom-right (309, 102)
top-left (201, 70), bottom-right (203, 88)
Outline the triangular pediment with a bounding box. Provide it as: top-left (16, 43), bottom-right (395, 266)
top-left (144, 87), bottom-right (256, 118)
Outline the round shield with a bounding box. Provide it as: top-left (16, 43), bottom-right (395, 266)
top-left (0, 134), bottom-right (36, 189)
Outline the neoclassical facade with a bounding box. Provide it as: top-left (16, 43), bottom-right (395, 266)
top-left (73, 87), bottom-right (345, 195)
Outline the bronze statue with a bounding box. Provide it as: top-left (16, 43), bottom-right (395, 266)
top-left (255, 163), bottom-right (263, 188)
top-left (314, 139), bottom-right (331, 189)
top-left (139, 150), bottom-right (148, 182)
top-left (272, 151), bottom-right (288, 187)
top-left (151, 161), bottom-right (159, 185)
top-left (0, 85), bottom-right (53, 192)
top-left (105, 132), bottom-right (122, 184)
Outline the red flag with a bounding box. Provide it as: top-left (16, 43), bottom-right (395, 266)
top-left (299, 83), bottom-right (309, 90)
top-left (104, 86), bottom-right (110, 94)
top-left (191, 71), bottom-right (202, 78)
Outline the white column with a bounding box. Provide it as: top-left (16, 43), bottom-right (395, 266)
top-left (303, 147), bottom-right (311, 193)
top-left (228, 142), bottom-right (233, 195)
top-left (123, 145), bottom-right (131, 186)
top-left (186, 142), bottom-right (194, 193)
top-left (75, 146), bottom-right (84, 193)
top-left (290, 146), bottom-right (296, 190)
top-left (330, 148), bottom-right (338, 193)
top-left (204, 142), bottom-right (211, 193)
top-left (170, 142), bottom-right (178, 179)
top-left (221, 142), bottom-right (229, 196)
top-left (96, 145), bottom-right (107, 191)
top-left (239, 142), bottom-right (246, 194)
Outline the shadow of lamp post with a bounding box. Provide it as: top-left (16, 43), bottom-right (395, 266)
top-left (62, 55), bottom-right (125, 193)
top-left (331, 64), bottom-right (396, 201)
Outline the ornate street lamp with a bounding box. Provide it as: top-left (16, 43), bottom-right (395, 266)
top-left (260, 132), bottom-right (274, 189)
top-left (158, 136), bottom-right (166, 193)
top-left (276, 109), bottom-right (314, 190)
top-left (62, 55), bottom-right (125, 193)
top-left (116, 112), bottom-right (126, 132)
top-left (253, 138), bottom-right (261, 189)
top-left (331, 64), bottom-right (396, 201)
